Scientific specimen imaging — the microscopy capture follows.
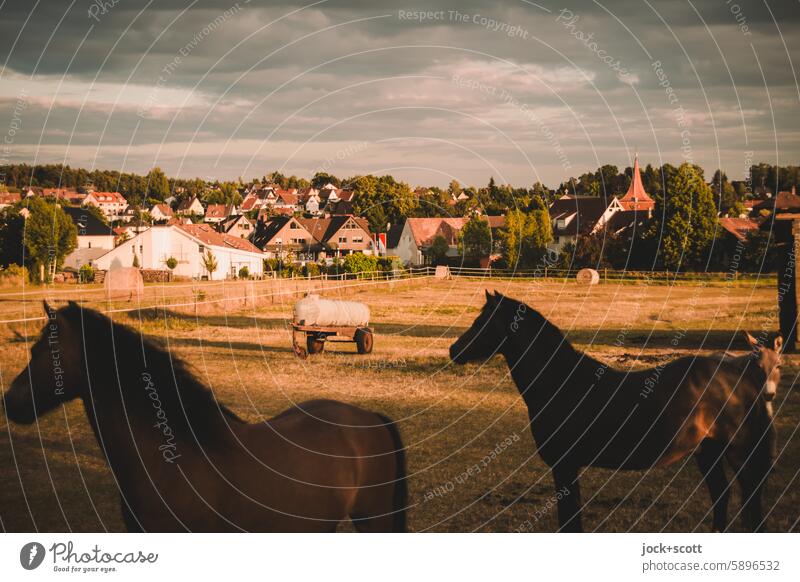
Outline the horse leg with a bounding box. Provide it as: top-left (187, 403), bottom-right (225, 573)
top-left (727, 443), bottom-right (770, 532)
top-left (694, 439), bottom-right (730, 532)
top-left (552, 465), bottom-right (582, 532)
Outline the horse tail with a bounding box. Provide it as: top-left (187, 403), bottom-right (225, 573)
top-left (376, 413), bottom-right (407, 532)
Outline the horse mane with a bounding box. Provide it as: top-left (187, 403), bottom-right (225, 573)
top-left (496, 294), bottom-right (581, 359)
top-left (62, 303), bottom-right (244, 440)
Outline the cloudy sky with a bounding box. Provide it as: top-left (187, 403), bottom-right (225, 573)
top-left (1, 0), bottom-right (798, 188)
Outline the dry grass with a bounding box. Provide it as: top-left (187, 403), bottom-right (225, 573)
top-left (1, 276), bottom-right (798, 532)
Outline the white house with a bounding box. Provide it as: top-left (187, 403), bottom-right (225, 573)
top-left (63, 207), bottom-right (115, 250)
top-left (150, 203), bottom-right (174, 222)
top-left (176, 196), bottom-right (205, 216)
top-left (83, 191), bottom-right (128, 221)
top-left (91, 224), bottom-right (264, 280)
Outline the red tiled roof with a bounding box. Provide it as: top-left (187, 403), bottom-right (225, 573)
top-left (0, 192), bottom-right (21, 205)
top-left (89, 191), bottom-right (126, 204)
top-left (152, 203), bottom-right (173, 217)
top-left (205, 204), bottom-right (228, 219)
top-left (719, 217), bottom-right (760, 241)
top-left (176, 223), bottom-right (262, 253)
top-left (407, 218), bottom-right (467, 246)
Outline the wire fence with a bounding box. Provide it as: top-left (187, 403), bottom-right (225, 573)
top-left (0, 264), bottom-right (775, 325)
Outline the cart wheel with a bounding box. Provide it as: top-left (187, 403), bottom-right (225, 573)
top-left (307, 334), bottom-right (325, 355)
top-left (355, 328), bottom-right (373, 354)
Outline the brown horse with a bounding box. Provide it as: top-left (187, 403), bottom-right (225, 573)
top-left (711, 332), bottom-right (783, 418)
top-left (3, 302), bottom-right (407, 532)
top-left (450, 291), bottom-right (775, 532)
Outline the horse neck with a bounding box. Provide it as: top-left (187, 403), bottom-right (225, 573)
top-left (75, 324), bottom-right (238, 469)
top-left (501, 316), bottom-right (584, 407)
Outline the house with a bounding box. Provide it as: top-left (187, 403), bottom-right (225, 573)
top-left (82, 191), bottom-right (128, 221)
top-left (91, 224), bottom-right (264, 280)
top-left (251, 214), bottom-right (374, 261)
top-left (0, 192), bottom-right (21, 210)
top-left (219, 214), bottom-right (253, 239)
top-left (547, 155), bottom-right (656, 255)
top-left (273, 189), bottom-right (300, 212)
top-left (204, 204), bottom-right (235, 224)
top-left (150, 203), bottom-right (174, 222)
top-left (547, 195), bottom-right (614, 254)
top-left (387, 216), bottom-right (506, 266)
top-left (719, 217), bottom-right (760, 242)
top-left (63, 206), bottom-right (115, 250)
top-left (176, 196), bottom-right (205, 216)
top-left (41, 188), bottom-right (85, 205)
top-left (251, 216), bottom-right (315, 259)
top-left (389, 218), bottom-right (466, 266)
top-left (60, 206), bottom-right (115, 270)
top-left (302, 215), bottom-right (374, 258)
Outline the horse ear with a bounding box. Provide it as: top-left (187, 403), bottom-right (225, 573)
top-left (43, 300), bottom-right (53, 316)
top-left (744, 331), bottom-right (759, 350)
top-left (774, 335), bottom-right (783, 352)
top-left (485, 290), bottom-right (495, 305)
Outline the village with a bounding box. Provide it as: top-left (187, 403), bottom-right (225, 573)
top-left (1, 158), bottom-right (795, 284)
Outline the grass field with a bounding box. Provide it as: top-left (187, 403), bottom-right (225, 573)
top-left (1, 275), bottom-right (798, 532)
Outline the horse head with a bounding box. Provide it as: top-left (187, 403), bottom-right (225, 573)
top-left (744, 331), bottom-right (782, 402)
top-left (3, 301), bottom-right (84, 424)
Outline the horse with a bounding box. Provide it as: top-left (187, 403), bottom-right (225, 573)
top-left (450, 291), bottom-right (775, 532)
top-left (710, 332), bottom-right (782, 419)
top-left (3, 301), bottom-right (407, 532)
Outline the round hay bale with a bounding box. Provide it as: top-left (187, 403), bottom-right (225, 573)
top-left (105, 267), bottom-right (144, 301)
top-left (576, 268), bottom-right (600, 285)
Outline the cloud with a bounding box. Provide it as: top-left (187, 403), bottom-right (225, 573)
top-left (0, 0), bottom-right (797, 186)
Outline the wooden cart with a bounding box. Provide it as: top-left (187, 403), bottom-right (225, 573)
top-left (291, 323), bottom-right (374, 358)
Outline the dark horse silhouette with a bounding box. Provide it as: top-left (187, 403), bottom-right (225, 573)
top-left (3, 302), bottom-right (407, 532)
top-left (450, 291), bottom-right (776, 532)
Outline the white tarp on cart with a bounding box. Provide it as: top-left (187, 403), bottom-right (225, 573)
top-left (293, 294), bottom-right (370, 327)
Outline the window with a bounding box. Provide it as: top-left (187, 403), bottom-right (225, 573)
top-left (339, 236), bottom-right (347, 243)
top-left (290, 222), bottom-right (300, 229)
top-left (353, 236), bottom-right (363, 243)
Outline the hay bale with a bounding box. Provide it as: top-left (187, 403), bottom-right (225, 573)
top-left (434, 265), bottom-right (451, 279)
top-left (576, 268), bottom-right (600, 285)
top-left (105, 267), bottom-right (144, 301)
top-left (294, 294), bottom-right (370, 327)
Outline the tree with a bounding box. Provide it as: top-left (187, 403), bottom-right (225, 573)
top-left (712, 170), bottom-right (739, 217)
top-left (459, 215), bottom-right (492, 258)
top-left (146, 167), bottom-right (170, 202)
top-left (500, 208), bottom-right (552, 269)
top-left (132, 253), bottom-right (140, 268)
top-left (655, 163), bottom-right (718, 270)
top-left (20, 198), bottom-right (77, 281)
top-left (427, 234), bottom-right (450, 265)
top-left (0, 206), bottom-right (26, 267)
top-left (311, 172), bottom-right (340, 189)
top-left (202, 250), bottom-right (218, 278)
top-left (350, 174), bottom-right (418, 233)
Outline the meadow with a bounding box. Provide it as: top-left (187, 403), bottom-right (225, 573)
top-left (0, 275), bottom-right (797, 532)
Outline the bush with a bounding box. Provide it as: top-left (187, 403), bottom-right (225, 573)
top-left (79, 264), bottom-right (94, 283)
top-left (165, 256), bottom-right (178, 270)
top-left (343, 253), bottom-right (379, 277)
top-left (0, 264), bottom-right (29, 287)
top-left (302, 262), bottom-right (320, 277)
top-left (238, 265), bottom-right (250, 279)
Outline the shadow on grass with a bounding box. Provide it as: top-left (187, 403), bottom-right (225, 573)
top-left (130, 307), bottom-right (768, 350)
